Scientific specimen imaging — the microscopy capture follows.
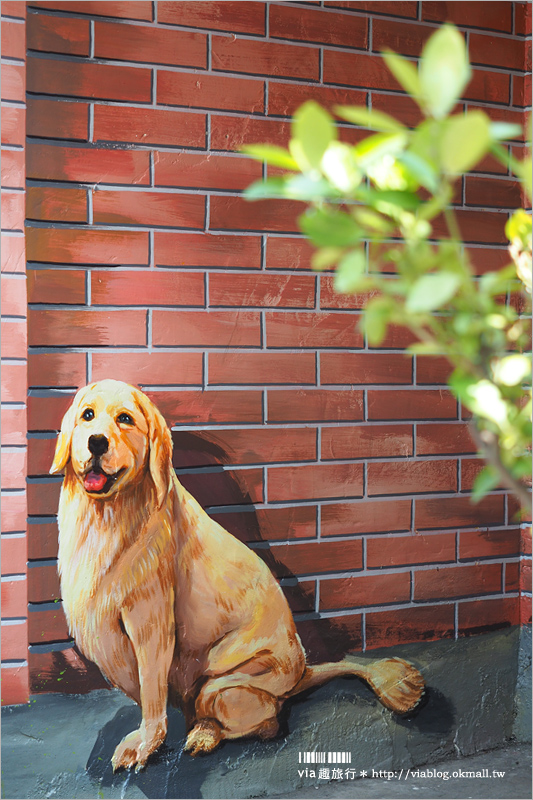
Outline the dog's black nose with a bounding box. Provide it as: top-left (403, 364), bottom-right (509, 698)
top-left (88, 435), bottom-right (109, 457)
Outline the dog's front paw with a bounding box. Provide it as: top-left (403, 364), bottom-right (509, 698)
top-left (184, 719), bottom-right (222, 756)
top-left (111, 720), bottom-right (167, 773)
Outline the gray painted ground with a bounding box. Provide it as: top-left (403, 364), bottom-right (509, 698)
top-left (1, 628), bottom-right (531, 799)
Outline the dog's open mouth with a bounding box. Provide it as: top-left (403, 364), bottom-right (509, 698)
top-left (83, 468), bottom-right (124, 494)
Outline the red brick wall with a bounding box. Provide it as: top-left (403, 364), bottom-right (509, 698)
top-left (1, 0), bottom-right (30, 705)
top-left (4, 0), bottom-right (531, 699)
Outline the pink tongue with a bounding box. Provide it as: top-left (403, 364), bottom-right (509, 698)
top-left (84, 471), bottom-right (107, 492)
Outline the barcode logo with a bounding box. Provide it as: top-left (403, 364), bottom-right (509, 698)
top-left (299, 752), bottom-right (352, 764)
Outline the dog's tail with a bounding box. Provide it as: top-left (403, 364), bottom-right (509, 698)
top-left (286, 656), bottom-right (424, 714)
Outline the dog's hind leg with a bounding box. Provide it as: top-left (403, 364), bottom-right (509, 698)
top-left (287, 657), bottom-right (424, 714)
top-left (184, 676), bottom-right (281, 756)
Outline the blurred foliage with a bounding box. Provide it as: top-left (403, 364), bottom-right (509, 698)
top-left (244, 25), bottom-right (532, 512)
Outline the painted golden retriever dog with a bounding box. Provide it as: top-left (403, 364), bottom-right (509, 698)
top-left (51, 379), bottom-right (424, 772)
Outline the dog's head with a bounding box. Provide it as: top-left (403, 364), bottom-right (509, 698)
top-left (50, 379), bottom-right (173, 508)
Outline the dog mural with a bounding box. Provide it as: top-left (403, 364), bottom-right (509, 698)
top-left (51, 379), bottom-right (425, 772)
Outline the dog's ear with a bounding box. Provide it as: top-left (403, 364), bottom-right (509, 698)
top-left (50, 388), bottom-right (85, 474)
top-left (139, 392), bottom-right (173, 509)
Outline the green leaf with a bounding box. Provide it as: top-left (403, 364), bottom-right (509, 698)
top-left (241, 144), bottom-right (299, 170)
top-left (311, 247), bottom-right (343, 271)
top-left (364, 297), bottom-right (394, 346)
top-left (358, 187), bottom-right (421, 211)
top-left (397, 151), bottom-right (439, 193)
top-left (440, 112), bottom-right (491, 174)
top-left (406, 272), bottom-right (461, 312)
top-left (244, 177), bottom-right (288, 200)
top-left (334, 105), bottom-right (406, 133)
top-left (352, 131), bottom-right (408, 168)
top-left (321, 141), bottom-right (362, 193)
top-left (449, 374), bottom-right (508, 426)
top-left (382, 50), bottom-right (422, 101)
top-left (334, 250), bottom-right (366, 293)
top-left (489, 122), bottom-right (523, 142)
top-left (283, 174), bottom-right (335, 201)
top-left (299, 207), bottom-right (361, 248)
top-left (492, 355), bottom-right (532, 387)
top-left (292, 101), bottom-right (336, 170)
top-left (419, 24), bottom-right (471, 119)
top-left (471, 465), bottom-right (500, 503)
top-left (407, 342), bottom-right (444, 355)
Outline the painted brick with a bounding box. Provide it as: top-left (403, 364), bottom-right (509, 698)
top-left (1, 449), bottom-right (26, 491)
top-left (371, 92), bottom-right (423, 128)
top-left (372, 18), bottom-right (433, 57)
top-left (179, 467), bottom-right (264, 508)
top-left (1, 18), bottom-right (26, 59)
top-left (460, 458), bottom-right (505, 492)
top-left (321, 499), bottom-right (412, 537)
top-left (155, 232), bottom-right (262, 269)
top-left (212, 505), bottom-right (316, 543)
top-left (321, 353), bottom-right (412, 385)
top-left (458, 597), bottom-right (519, 636)
top-left (1, 579), bottom-right (27, 617)
top-left (513, 73), bottom-right (532, 108)
top-left (93, 105), bottom-right (206, 148)
top-left (28, 352), bottom-right (86, 389)
top-left (266, 237), bottom-right (315, 270)
top-left (368, 459), bottom-right (457, 497)
top-left (464, 246), bottom-right (511, 276)
top-left (508, 495), bottom-right (532, 526)
top-left (210, 115), bottom-right (290, 152)
top-left (28, 269), bottom-right (86, 306)
top-left (416, 423), bottom-right (476, 456)
top-left (416, 356), bottom-right (453, 385)
top-left (415, 495), bottom-right (506, 530)
top-left (92, 190), bottom-right (205, 230)
top-left (268, 389), bottom-right (364, 424)
top-left (266, 311), bottom-right (365, 349)
top-left (1, 319), bottom-right (27, 359)
top-left (1, 63), bottom-right (25, 103)
top-left (1, 536), bottom-right (27, 575)
top-left (297, 614), bottom-right (362, 663)
top-left (322, 424), bottom-right (412, 460)
top-left (212, 36), bottom-right (319, 81)
top-left (1, 105), bottom-right (25, 146)
top-left (367, 532), bottom-right (455, 568)
top-left (29, 2), bottom-right (153, 21)
top-left (415, 563), bottom-right (502, 602)
top-left (1, 492), bottom-right (27, 533)
top-left (320, 276), bottom-right (380, 309)
top-left (27, 480), bottom-right (61, 516)
top-left (367, 390), bottom-right (457, 420)
top-left (27, 521), bottom-right (59, 560)
top-left (1, 621), bottom-right (28, 661)
top-left (208, 352), bottom-right (316, 386)
top-left (27, 143), bottom-right (151, 185)
top-left (320, 572), bottom-right (411, 611)
top-left (210, 196), bottom-right (302, 234)
top-left (365, 605), bottom-right (455, 650)
top-left (210, 274), bottom-right (315, 309)
top-left (520, 561), bottom-right (532, 594)
top-left (323, 51), bottom-right (408, 91)
top-left (27, 98), bottom-right (88, 141)
top-left (157, 71), bottom-right (264, 114)
top-left (29, 647), bottom-right (109, 695)
top-left (374, 324), bottom-right (418, 350)
top-left (26, 227), bottom-right (149, 265)
top-left (522, 529), bottom-right (532, 556)
top-left (152, 310), bottom-right (261, 347)
top-left (325, 2), bottom-right (418, 18)
top-left (27, 57), bottom-right (152, 103)
top-left (154, 152), bottom-right (261, 192)
top-left (422, 1), bottom-right (512, 32)
top-left (30, 437), bottom-right (67, 479)
top-left (264, 539), bottom-right (362, 578)
top-left (29, 309), bottom-right (147, 347)
top-left (27, 396), bottom-right (74, 436)
top-left (465, 176), bottom-right (522, 209)
top-left (158, 1), bottom-right (266, 35)
top-left (268, 463), bottom-right (364, 503)
top-left (1, 149), bottom-right (25, 188)
top-left (465, 69), bottom-right (510, 105)
top-left (515, 3), bottom-right (533, 36)
top-left (94, 20), bottom-right (207, 67)
top-left (1, 408), bottom-right (27, 445)
top-left (2, 1), bottom-right (27, 18)
top-left (1, 192), bottom-right (25, 231)
top-left (173, 427), bottom-right (317, 468)
top-left (26, 187), bottom-right (87, 223)
top-left (91, 271), bottom-right (205, 307)
top-left (282, 581), bottom-right (316, 614)
top-left (268, 83), bottom-right (366, 118)
top-left (1, 364), bottom-right (26, 403)
top-left (147, 390), bottom-right (263, 425)
top-left (269, 4), bottom-right (367, 48)
top-left (28, 608), bottom-right (69, 645)
top-left (1, 665), bottom-right (30, 706)
top-left (505, 561), bottom-right (520, 592)
top-left (27, 12), bottom-right (90, 55)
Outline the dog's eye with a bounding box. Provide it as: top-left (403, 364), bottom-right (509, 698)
top-left (82, 409), bottom-right (94, 421)
top-left (117, 413), bottom-right (134, 425)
